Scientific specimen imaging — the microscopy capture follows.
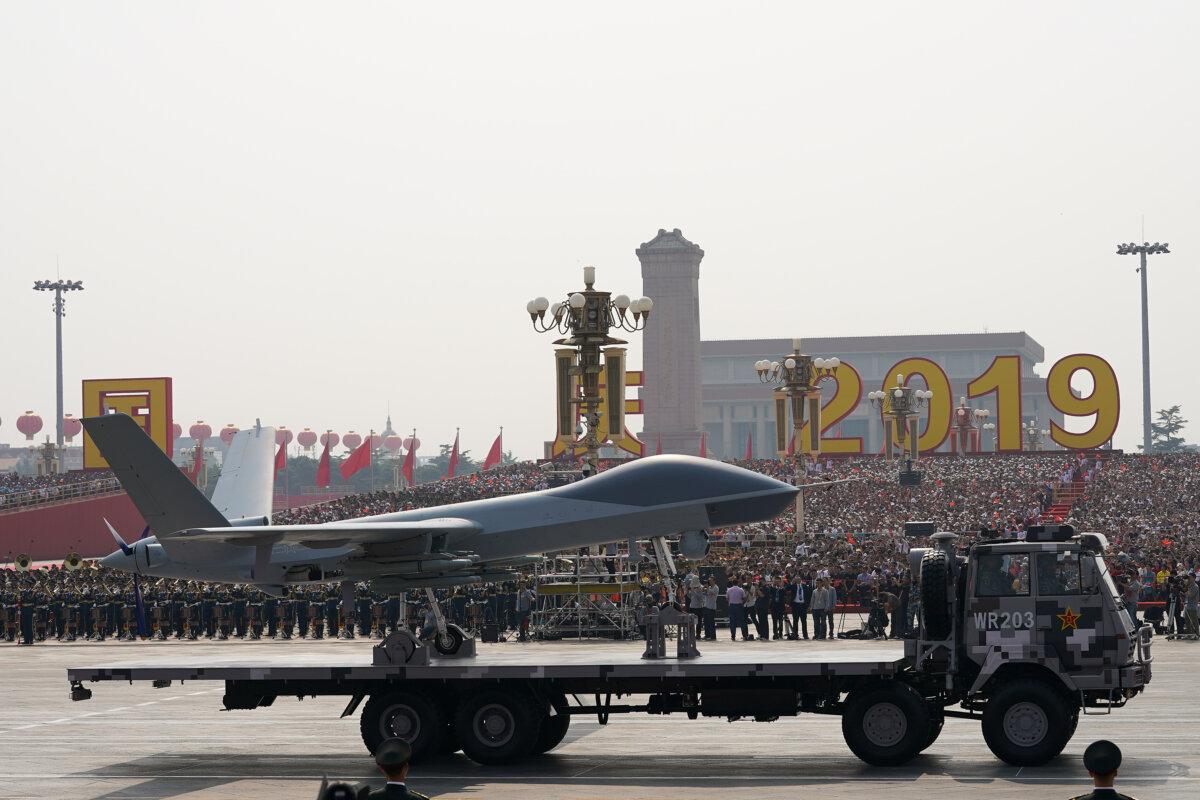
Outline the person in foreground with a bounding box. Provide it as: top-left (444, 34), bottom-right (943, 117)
top-left (359, 737), bottom-right (430, 799)
top-left (1069, 740), bottom-right (1136, 800)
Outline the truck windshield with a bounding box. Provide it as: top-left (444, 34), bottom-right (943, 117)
top-left (1095, 557), bottom-right (1122, 604)
top-left (975, 553), bottom-right (1030, 597)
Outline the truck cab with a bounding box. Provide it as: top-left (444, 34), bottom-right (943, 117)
top-left (907, 524), bottom-right (1152, 766)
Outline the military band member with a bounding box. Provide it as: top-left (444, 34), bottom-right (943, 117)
top-left (308, 592), bottom-right (325, 640)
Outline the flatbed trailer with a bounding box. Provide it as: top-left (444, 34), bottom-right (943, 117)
top-left (68, 641), bottom-right (931, 766)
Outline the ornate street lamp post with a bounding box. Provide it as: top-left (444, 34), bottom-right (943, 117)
top-left (867, 374), bottom-right (934, 461)
top-left (982, 421), bottom-right (997, 452)
top-left (1023, 419), bottom-right (1050, 452)
top-left (755, 339), bottom-right (840, 534)
top-left (949, 398), bottom-right (989, 455)
top-left (527, 266), bottom-right (651, 478)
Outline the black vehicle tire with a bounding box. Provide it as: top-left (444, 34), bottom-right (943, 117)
top-left (532, 711), bottom-right (571, 755)
top-left (920, 551), bottom-right (952, 640)
top-left (981, 680), bottom-right (1073, 766)
top-left (921, 711), bottom-right (945, 752)
top-left (360, 690), bottom-right (445, 762)
top-left (434, 724), bottom-right (461, 755)
top-left (454, 689), bottom-right (543, 765)
top-left (433, 624), bottom-right (466, 656)
top-left (842, 683), bottom-right (933, 767)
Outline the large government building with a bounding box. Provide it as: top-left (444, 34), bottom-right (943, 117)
top-left (635, 228), bottom-right (1063, 459)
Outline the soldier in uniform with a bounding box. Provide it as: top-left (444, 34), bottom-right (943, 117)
top-left (76, 589), bottom-right (92, 641)
top-left (308, 591), bottom-right (325, 640)
top-left (1, 596), bottom-right (16, 642)
top-left (275, 594), bottom-right (294, 640)
top-left (119, 599), bottom-right (137, 641)
top-left (246, 590), bottom-right (264, 640)
top-left (361, 737), bottom-right (429, 799)
top-left (19, 590), bottom-right (36, 645)
top-left (231, 585), bottom-right (248, 638)
top-left (1068, 739), bottom-right (1137, 800)
top-left (357, 584), bottom-right (373, 636)
top-left (324, 587), bottom-right (341, 639)
top-left (33, 592), bottom-right (51, 641)
top-left (90, 596), bottom-right (108, 641)
top-left (214, 590), bottom-right (233, 640)
top-left (262, 592), bottom-right (278, 639)
top-left (48, 591), bottom-right (64, 640)
top-left (59, 592), bottom-right (79, 642)
top-left (371, 596), bottom-right (388, 638)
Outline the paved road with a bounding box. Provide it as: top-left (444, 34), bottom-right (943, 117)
top-left (0, 636), bottom-right (1191, 799)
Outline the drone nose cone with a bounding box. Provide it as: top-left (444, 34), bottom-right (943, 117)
top-left (99, 549), bottom-right (132, 572)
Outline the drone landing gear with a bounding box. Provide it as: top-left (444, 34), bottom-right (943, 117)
top-left (422, 587), bottom-right (476, 658)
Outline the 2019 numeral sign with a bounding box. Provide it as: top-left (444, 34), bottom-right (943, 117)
top-left (792, 353), bottom-right (1118, 453)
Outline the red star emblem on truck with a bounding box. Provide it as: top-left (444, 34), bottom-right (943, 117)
top-left (1057, 607), bottom-right (1081, 630)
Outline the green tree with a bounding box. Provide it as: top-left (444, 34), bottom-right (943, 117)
top-left (1147, 405), bottom-right (1189, 453)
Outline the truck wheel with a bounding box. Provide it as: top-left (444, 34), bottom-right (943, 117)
top-left (921, 712), bottom-right (944, 752)
top-left (842, 683), bottom-right (933, 767)
top-left (920, 551), bottom-right (952, 640)
top-left (982, 680), bottom-right (1073, 766)
top-left (361, 691), bottom-right (445, 762)
top-left (455, 689), bottom-right (542, 765)
top-left (532, 711), bottom-right (571, 755)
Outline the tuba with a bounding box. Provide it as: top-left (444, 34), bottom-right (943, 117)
top-left (64, 552), bottom-right (84, 571)
top-left (14, 553), bottom-right (33, 571)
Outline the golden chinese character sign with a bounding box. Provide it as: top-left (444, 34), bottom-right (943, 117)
top-left (81, 377), bottom-right (174, 469)
top-left (551, 348), bottom-right (645, 458)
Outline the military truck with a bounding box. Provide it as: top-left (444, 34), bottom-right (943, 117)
top-left (66, 523), bottom-right (1150, 767)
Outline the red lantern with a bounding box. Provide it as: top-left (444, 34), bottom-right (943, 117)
top-left (16, 411), bottom-right (43, 441)
top-left (403, 437), bottom-right (421, 452)
top-left (275, 427), bottom-right (293, 446)
top-left (172, 422), bottom-right (182, 440)
top-left (62, 414), bottom-right (82, 442)
top-left (189, 421), bottom-right (212, 442)
top-left (297, 428), bottom-right (318, 449)
top-left (319, 431), bottom-right (339, 449)
top-left (369, 433), bottom-right (383, 450)
top-left (384, 434), bottom-right (403, 453)
top-left (342, 431), bottom-right (362, 450)
top-left (219, 424), bottom-right (239, 446)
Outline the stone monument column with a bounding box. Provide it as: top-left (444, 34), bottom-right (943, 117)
top-left (637, 228), bottom-right (704, 456)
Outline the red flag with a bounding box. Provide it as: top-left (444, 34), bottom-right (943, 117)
top-left (446, 430), bottom-right (460, 479)
top-left (655, 435), bottom-right (662, 456)
top-left (401, 437), bottom-right (417, 485)
top-left (339, 434), bottom-right (372, 480)
top-left (699, 432), bottom-right (707, 458)
top-left (744, 431), bottom-right (753, 461)
top-left (786, 432), bottom-right (796, 457)
top-left (274, 441), bottom-right (286, 473)
top-left (189, 444), bottom-right (205, 484)
top-left (482, 429), bottom-right (503, 470)
top-left (315, 442), bottom-right (331, 488)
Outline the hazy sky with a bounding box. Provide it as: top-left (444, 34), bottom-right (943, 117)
top-left (3, 2), bottom-right (1197, 459)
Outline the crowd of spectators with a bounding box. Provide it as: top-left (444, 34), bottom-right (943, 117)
top-left (0, 470), bottom-right (119, 510)
top-left (273, 463), bottom-right (548, 525)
